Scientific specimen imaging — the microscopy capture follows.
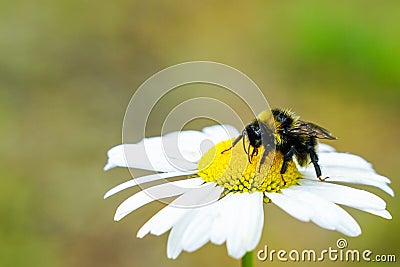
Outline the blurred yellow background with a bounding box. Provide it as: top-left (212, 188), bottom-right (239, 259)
top-left (1, 1), bottom-right (399, 266)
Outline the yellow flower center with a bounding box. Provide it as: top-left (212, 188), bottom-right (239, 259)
top-left (198, 139), bottom-right (301, 194)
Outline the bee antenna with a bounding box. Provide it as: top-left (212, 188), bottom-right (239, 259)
top-left (242, 130), bottom-right (248, 155)
top-left (247, 143), bottom-right (253, 164)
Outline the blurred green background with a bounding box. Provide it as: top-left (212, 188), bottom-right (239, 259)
top-left (1, 1), bottom-right (399, 266)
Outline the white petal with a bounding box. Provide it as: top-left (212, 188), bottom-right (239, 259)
top-left (299, 152), bottom-right (393, 196)
top-left (244, 193), bottom-right (264, 251)
top-left (324, 168), bottom-right (389, 184)
top-left (222, 194), bottom-right (245, 258)
top-left (104, 142), bottom-right (198, 172)
top-left (104, 171), bottom-right (197, 199)
top-left (265, 192), bottom-right (312, 222)
top-left (288, 188), bottom-right (361, 236)
top-left (167, 210), bottom-right (195, 259)
top-left (171, 182), bottom-right (223, 208)
top-left (166, 192), bottom-right (264, 260)
top-left (360, 208), bottom-right (392, 219)
top-left (175, 130), bottom-right (210, 163)
top-left (318, 152), bottom-right (375, 172)
top-left (104, 161), bottom-right (117, 171)
top-left (298, 179), bottom-right (388, 214)
top-left (114, 178), bottom-right (203, 221)
top-left (317, 143), bottom-right (336, 153)
top-left (268, 187), bottom-right (361, 237)
top-left (301, 168), bottom-right (394, 196)
top-left (137, 183), bottom-right (223, 238)
top-left (224, 192), bottom-right (264, 259)
top-left (105, 125), bottom-right (239, 172)
top-left (225, 194), bottom-right (248, 258)
top-left (137, 204), bottom-right (189, 238)
top-left (181, 204), bottom-right (215, 252)
top-left (202, 124), bottom-right (239, 144)
top-left (210, 194), bottom-right (232, 245)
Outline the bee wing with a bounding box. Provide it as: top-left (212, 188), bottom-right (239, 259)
top-left (291, 120), bottom-right (337, 140)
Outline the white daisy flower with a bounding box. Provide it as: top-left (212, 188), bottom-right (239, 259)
top-left (104, 125), bottom-right (393, 260)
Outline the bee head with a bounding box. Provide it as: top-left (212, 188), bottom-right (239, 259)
top-left (244, 121), bottom-right (262, 148)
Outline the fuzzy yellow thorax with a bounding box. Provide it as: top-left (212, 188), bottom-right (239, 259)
top-left (198, 139), bottom-right (300, 193)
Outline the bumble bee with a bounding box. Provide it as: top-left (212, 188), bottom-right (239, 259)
top-left (222, 108), bottom-right (336, 181)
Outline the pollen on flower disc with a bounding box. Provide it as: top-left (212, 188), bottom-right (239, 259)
top-left (197, 139), bottom-right (301, 193)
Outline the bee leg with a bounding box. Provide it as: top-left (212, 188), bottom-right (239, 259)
top-left (221, 134), bottom-right (243, 154)
top-left (248, 145), bottom-right (259, 164)
top-left (251, 147), bottom-right (259, 158)
top-left (309, 149), bottom-right (327, 181)
top-left (280, 174), bottom-right (287, 185)
top-left (280, 145), bottom-right (296, 175)
top-left (243, 132), bottom-right (248, 155)
top-left (247, 143), bottom-right (253, 163)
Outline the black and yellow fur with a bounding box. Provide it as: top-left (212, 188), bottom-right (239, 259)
top-left (222, 108), bottom-right (336, 181)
